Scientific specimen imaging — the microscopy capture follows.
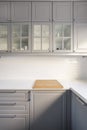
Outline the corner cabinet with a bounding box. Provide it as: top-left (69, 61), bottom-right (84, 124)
top-left (31, 90), bottom-right (66, 130)
top-left (71, 92), bottom-right (87, 130)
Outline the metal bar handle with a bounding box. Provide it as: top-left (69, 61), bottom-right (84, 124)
top-left (28, 91), bottom-right (31, 101)
top-left (76, 97), bottom-right (87, 106)
top-left (0, 90), bottom-right (16, 93)
top-left (0, 103), bottom-right (16, 106)
top-left (0, 115), bottom-right (16, 118)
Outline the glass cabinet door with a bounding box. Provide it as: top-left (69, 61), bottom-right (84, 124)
top-left (32, 23), bottom-right (51, 52)
top-left (0, 24), bottom-right (8, 51)
top-left (12, 23), bottom-right (30, 52)
top-left (53, 23), bottom-right (72, 51)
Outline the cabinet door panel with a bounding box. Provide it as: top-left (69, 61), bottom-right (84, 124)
top-left (74, 2), bottom-right (87, 22)
top-left (0, 116), bottom-right (26, 130)
top-left (32, 23), bottom-right (51, 52)
top-left (11, 2), bottom-right (31, 21)
top-left (32, 2), bottom-right (52, 22)
top-left (74, 23), bottom-right (87, 52)
top-left (31, 91), bottom-right (66, 130)
top-left (53, 2), bottom-right (72, 22)
top-left (0, 102), bottom-right (29, 114)
top-left (0, 24), bottom-right (8, 51)
top-left (71, 93), bottom-right (87, 130)
top-left (0, 2), bottom-right (10, 22)
top-left (0, 90), bottom-right (29, 101)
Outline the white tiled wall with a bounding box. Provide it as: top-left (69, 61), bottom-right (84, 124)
top-left (0, 56), bottom-right (87, 80)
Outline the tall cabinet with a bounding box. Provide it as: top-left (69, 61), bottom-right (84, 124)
top-left (53, 2), bottom-right (73, 52)
top-left (32, 2), bottom-right (52, 52)
top-left (11, 2), bottom-right (31, 52)
top-left (0, 2), bottom-right (10, 51)
top-left (71, 92), bottom-right (87, 130)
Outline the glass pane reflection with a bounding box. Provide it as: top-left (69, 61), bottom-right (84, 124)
top-left (64, 25), bottom-right (71, 37)
top-left (42, 38), bottom-right (49, 50)
top-left (34, 25), bottom-right (41, 37)
top-left (55, 38), bottom-right (62, 50)
top-left (42, 25), bottom-right (49, 37)
top-left (34, 38), bottom-right (41, 50)
top-left (64, 38), bottom-right (71, 50)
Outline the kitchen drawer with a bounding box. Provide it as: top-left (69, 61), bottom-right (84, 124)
top-left (0, 102), bottom-right (29, 114)
top-left (0, 90), bottom-right (30, 101)
top-left (0, 115), bottom-right (29, 130)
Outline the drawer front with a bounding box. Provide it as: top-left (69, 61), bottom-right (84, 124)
top-left (0, 115), bottom-right (29, 130)
top-left (0, 90), bottom-right (30, 101)
top-left (0, 102), bottom-right (29, 114)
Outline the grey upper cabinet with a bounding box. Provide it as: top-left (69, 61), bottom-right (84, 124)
top-left (32, 2), bottom-right (52, 22)
top-left (11, 2), bottom-right (31, 22)
top-left (74, 2), bottom-right (87, 52)
top-left (74, 2), bottom-right (87, 23)
top-left (53, 2), bottom-right (72, 22)
top-left (31, 90), bottom-right (66, 130)
top-left (71, 92), bottom-right (87, 130)
top-left (0, 2), bottom-right (10, 22)
top-left (74, 23), bottom-right (87, 52)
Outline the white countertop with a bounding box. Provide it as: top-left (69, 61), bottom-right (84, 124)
top-left (0, 79), bottom-right (87, 102)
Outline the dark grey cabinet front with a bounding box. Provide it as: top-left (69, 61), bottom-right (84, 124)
top-left (31, 90), bottom-right (66, 130)
top-left (71, 92), bottom-right (87, 130)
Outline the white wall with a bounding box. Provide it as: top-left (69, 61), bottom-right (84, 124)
top-left (0, 56), bottom-right (87, 80)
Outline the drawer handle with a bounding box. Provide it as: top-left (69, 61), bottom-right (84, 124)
top-left (28, 91), bottom-right (31, 101)
top-left (0, 90), bottom-right (16, 93)
top-left (0, 103), bottom-right (16, 106)
top-left (76, 97), bottom-right (87, 106)
top-left (0, 115), bottom-right (16, 118)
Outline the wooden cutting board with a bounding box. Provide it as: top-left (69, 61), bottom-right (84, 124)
top-left (33, 80), bottom-right (63, 88)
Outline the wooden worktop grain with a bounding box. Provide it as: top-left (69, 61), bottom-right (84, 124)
top-left (33, 80), bottom-right (63, 88)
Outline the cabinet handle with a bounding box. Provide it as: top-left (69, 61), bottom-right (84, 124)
top-left (0, 90), bottom-right (16, 93)
top-left (0, 103), bottom-right (16, 106)
top-left (0, 115), bottom-right (16, 118)
top-left (28, 91), bottom-right (31, 101)
top-left (76, 97), bottom-right (87, 106)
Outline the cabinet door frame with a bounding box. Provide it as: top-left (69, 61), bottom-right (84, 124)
top-left (74, 23), bottom-right (87, 52)
top-left (74, 2), bottom-right (87, 23)
top-left (11, 22), bottom-right (31, 53)
top-left (30, 90), bottom-right (66, 130)
top-left (0, 2), bottom-right (10, 22)
top-left (53, 22), bottom-right (73, 52)
top-left (0, 23), bottom-right (10, 52)
top-left (32, 2), bottom-right (52, 22)
top-left (53, 1), bottom-right (73, 22)
top-left (11, 2), bottom-right (31, 22)
top-left (32, 22), bottom-right (52, 53)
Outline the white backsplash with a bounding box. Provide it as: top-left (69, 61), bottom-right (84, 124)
top-left (0, 56), bottom-right (87, 80)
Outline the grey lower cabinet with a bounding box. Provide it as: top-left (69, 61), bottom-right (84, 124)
top-left (0, 90), bottom-right (30, 130)
top-left (71, 92), bottom-right (87, 130)
top-left (30, 90), bottom-right (66, 130)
